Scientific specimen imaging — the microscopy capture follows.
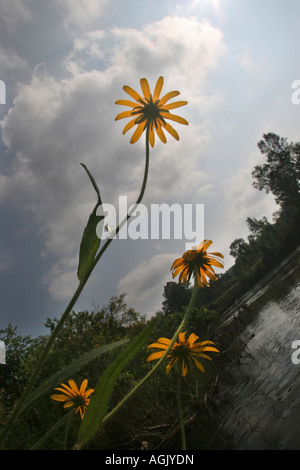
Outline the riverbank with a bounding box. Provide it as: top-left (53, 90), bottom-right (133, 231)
top-left (209, 255), bottom-right (300, 450)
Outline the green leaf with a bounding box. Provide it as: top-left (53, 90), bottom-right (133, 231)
top-left (77, 164), bottom-right (104, 281)
top-left (77, 319), bottom-right (156, 448)
top-left (20, 340), bottom-right (128, 417)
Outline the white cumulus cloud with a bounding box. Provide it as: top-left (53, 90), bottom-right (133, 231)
top-left (0, 15), bottom-right (225, 302)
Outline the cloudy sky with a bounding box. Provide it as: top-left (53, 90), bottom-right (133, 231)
top-left (0, 0), bottom-right (299, 337)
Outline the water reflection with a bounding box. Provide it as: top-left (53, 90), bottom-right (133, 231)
top-left (216, 278), bottom-right (300, 449)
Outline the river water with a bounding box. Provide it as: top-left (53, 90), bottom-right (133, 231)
top-left (213, 251), bottom-right (300, 450)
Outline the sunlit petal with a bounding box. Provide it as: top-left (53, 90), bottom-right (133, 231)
top-left (162, 101), bottom-right (188, 110)
top-left (115, 99), bottom-right (140, 107)
top-left (154, 121), bottom-right (167, 143)
top-left (159, 90), bottom-right (180, 105)
top-left (140, 78), bottom-right (151, 100)
top-left (153, 76), bottom-right (164, 102)
top-left (147, 351), bottom-right (166, 362)
top-left (149, 127), bottom-right (155, 147)
top-left (163, 112), bottom-right (189, 125)
top-left (122, 117), bottom-right (138, 135)
top-left (162, 121), bottom-right (180, 141)
top-left (123, 85), bottom-right (144, 102)
top-left (130, 122), bottom-right (146, 144)
top-left (115, 110), bottom-right (135, 121)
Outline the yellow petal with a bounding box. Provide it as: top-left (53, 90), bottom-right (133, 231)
top-left (130, 122), bottom-right (146, 144)
top-left (187, 333), bottom-right (199, 345)
top-left (140, 78), bottom-right (151, 100)
top-left (85, 388), bottom-right (94, 398)
top-left (68, 379), bottom-right (79, 392)
top-left (147, 342), bottom-right (168, 350)
top-left (194, 340), bottom-right (215, 347)
top-left (51, 394), bottom-right (68, 402)
top-left (208, 259), bottom-right (224, 268)
top-left (63, 401), bottom-right (75, 409)
top-left (147, 351), bottom-right (165, 362)
top-left (54, 386), bottom-right (75, 397)
top-left (178, 332), bottom-right (186, 343)
top-left (153, 76), bottom-right (164, 102)
top-left (166, 357), bottom-right (178, 374)
top-left (149, 127), bottom-right (155, 147)
top-left (171, 257), bottom-right (185, 269)
top-left (200, 346), bottom-right (220, 353)
top-left (208, 251), bottom-right (224, 259)
top-left (123, 85), bottom-right (143, 102)
top-left (181, 359), bottom-right (188, 376)
top-left (198, 268), bottom-right (209, 286)
top-left (148, 338), bottom-right (170, 349)
top-left (115, 110), bottom-right (134, 121)
top-left (115, 99), bottom-right (140, 107)
top-left (162, 100), bottom-right (188, 110)
top-left (154, 121), bottom-right (167, 143)
top-left (79, 379), bottom-right (88, 393)
top-left (162, 122), bottom-right (180, 141)
top-left (196, 240), bottom-right (206, 251)
top-left (163, 112), bottom-right (189, 125)
top-left (204, 269), bottom-right (218, 281)
top-left (172, 265), bottom-right (186, 278)
top-left (193, 358), bottom-right (205, 372)
top-left (156, 337), bottom-right (172, 345)
top-left (122, 117), bottom-right (138, 134)
top-left (179, 266), bottom-right (189, 283)
top-left (201, 240), bottom-right (213, 252)
top-left (159, 90), bottom-right (180, 105)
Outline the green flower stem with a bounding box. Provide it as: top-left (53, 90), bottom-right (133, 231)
top-left (0, 129), bottom-right (151, 447)
top-left (100, 272), bottom-right (199, 429)
top-left (177, 370), bottom-right (186, 450)
top-left (91, 127), bottom-right (150, 271)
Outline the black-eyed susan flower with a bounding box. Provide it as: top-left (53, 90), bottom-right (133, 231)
top-left (171, 240), bottom-right (224, 287)
top-left (51, 379), bottom-right (94, 420)
top-left (115, 76), bottom-right (188, 147)
top-left (147, 332), bottom-right (219, 376)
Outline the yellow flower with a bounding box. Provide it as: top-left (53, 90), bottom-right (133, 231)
top-left (51, 379), bottom-right (94, 420)
top-left (171, 240), bottom-right (224, 287)
top-left (147, 332), bottom-right (219, 376)
top-left (115, 76), bottom-right (188, 147)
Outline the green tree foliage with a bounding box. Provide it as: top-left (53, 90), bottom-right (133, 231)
top-left (162, 281), bottom-right (191, 315)
top-left (252, 132), bottom-right (300, 207)
top-left (0, 295), bottom-right (147, 449)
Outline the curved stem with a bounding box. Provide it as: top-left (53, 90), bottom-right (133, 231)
top-left (177, 371), bottom-right (186, 450)
top-left (0, 129), bottom-right (151, 447)
top-left (90, 127), bottom-right (150, 273)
